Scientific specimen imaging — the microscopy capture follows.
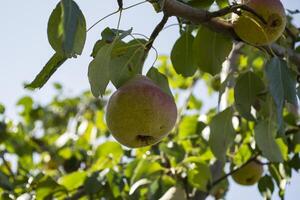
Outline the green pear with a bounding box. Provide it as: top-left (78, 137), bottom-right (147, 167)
top-left (106, 75), bottom-right (177, 148)
top-left (232, 160), bottom-right (263, 185)
top-left (234, 0), bottom-right (286, 46)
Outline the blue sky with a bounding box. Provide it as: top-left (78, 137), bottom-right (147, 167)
top-left (0, 0), bottom-right (299, 199)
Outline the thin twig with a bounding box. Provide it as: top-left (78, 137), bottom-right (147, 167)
top-left (209, 153), bottom-right (260, 188)
top-left (87, 1), bottom-right (147, 32)
top-left (145, 15), bottom-right (169, 53)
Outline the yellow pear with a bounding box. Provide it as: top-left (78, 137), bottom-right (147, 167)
top-left (233, 0), bottom-right (286, 46)
top-left (106, 75), bottom-right (177, 148)
top-left (232, 160), bottom-right (263, 185)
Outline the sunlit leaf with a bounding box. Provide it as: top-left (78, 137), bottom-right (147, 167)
top-left (48, 0), bottom-right (86, 57)
top-left (58, 171), bottom-right (87, 190)
top-left (25, 53), bottom-right (67, 89)
top-left (187, 162), bottom-right (211, 191)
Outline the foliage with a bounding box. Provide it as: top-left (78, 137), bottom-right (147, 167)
top-left (2, 0), bottom-right (300, 199)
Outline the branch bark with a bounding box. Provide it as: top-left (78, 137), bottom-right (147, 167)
top-left (161, 0), bottom-right (300, 67)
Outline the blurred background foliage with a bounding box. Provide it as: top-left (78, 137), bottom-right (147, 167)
top-left (0, 53), bottom-right (299, 199)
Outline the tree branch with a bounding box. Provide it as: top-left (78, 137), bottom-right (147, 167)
top-left (210, 153), bottom-right (259, 188)
top-left (145, 14), bottom-right (169, 53)
top-left (161, 0), bottom-right (300, 67)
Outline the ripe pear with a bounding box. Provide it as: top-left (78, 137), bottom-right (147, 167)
top-left (233, 0), bottom-right (286, 46)
top-left (232, 160), bottom-right (263, 185)
top-left (106, 75), bottom-right (177, 148)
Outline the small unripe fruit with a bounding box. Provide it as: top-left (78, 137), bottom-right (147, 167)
top-left (232, 160), bottom-right (263, 185)
top-left (106, 75), bottom-right (177, 148)
top-left (234, 0), bottom-right (286, 46)
top-left (210, 74), bottom-right (221, 91)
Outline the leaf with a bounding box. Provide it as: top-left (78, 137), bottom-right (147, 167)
top-left (146, 67), bottom-right (173, 97)
top-left (88, 44), bottom-right (114, 97)
top-left (109, 39), bottom-right (146, 88)
top-left (209, 107), bottom-right (235, 162)
top-left (131, 159), bottom-right (163, 184)
top-left (193, 26), bottom-right (232, 75)
top-left (58, 171), bottom-right (87, 191)
top-left (129, 178), bottom-right (151, 195)
top-left (48, 0), bottom-right (86, 57)
top-left (92, 141), bottom-right (123, 170)
top-left (159, 142), bottom-right (185, 164)
top-left (187, 163), bottom-right (212, 191)
top-left (265, 58), bottom-right (298, 132)
top-left (216, 0), bottom-right (229, 8)
top-left (178, 115), bottom-right (199, 140)
top-left (84, 171), bottom-right (105, 195)
top-left (34, 175), bottom-right (66, 200)
top-left (159, 186), bottom-right (187, 200)
top-left (0, 171), bottom-right (12, 190)
top-left (258, 175), bottom-right (274, 199)
top-left (234, 71), bottom-right (265, 120)
top-left (254, 120), bottom-right (283, 162)
top-left (187, 95), bottom-right (203, 110)
top-left (171, 32), bottom-right (197, 77)
top-left (101, 27), bottom-right (132, 43)
top-left (0, 104), bottom-right (5, 114)
top-left (91, 28), bottom-right (133, 58)
top-left (25, 53), bottom-right (67, 89)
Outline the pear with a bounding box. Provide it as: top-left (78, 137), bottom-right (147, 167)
top-left (232, 160), bottom-right (263, 185)
top-left (234, 0), bottom-right (286, 46)
top-left (106, 75), bottom-right (177, 148)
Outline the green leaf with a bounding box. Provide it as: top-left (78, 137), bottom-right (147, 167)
top-left (193, 26), bottom-right (232, 75)
top-left (129, 178), bottom-right (151, 195)
top-left (84, 171), bottom-right (104, 195)
top-left (209, 108), bottom-right (235, 162)
top-left (265, 58), bottom-right (298, 132)
top-left (234, 71), bottom-right (265, 120)
top-left (254, 120), bottom-right (283, 162)
top-left (159, 186), bottom-right (187, 200)
top-left (88, 44), bottom-right (114, 97)
top-left (48, 0), bottom-right (86, 57)
top-left (171, 32), bottom-right (197, 77)
top-left (178, 115), bottom-right (199, 140)
top-left (258, 175), bottom-right (274, 199)
top-left (101, 27), bottom-right (133, 43)
top-left (159, 142), bottom-right (185, 164)
top-left (34, 176), bottom-right (65, 200)
top-left (0, 171), bottom-right (12, 191)
top-left (187, 95), bottom-right (203, 110)
top-left (0, 104), bottom-right (5, 114)
top-left (106, 170), bottom-right (125, 198)
top-left (25, 53), bottom-right (67, 89)
top-left (131, 159), bottom-right (163, 184)
top-left (216, 0), bottom-right (229, 8)
top-left (91, 28), bottom-right (133, 58)
top-left (187, 162), bottom-right (211, 191)
top-left (58, 171), bottom-right (87, 191)
top-left (110, 39), bottom-right (146, 88)
top-left (93, 141), bottom-right (123, 170)
top-left (146, 67), bottom-right (173, 97)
